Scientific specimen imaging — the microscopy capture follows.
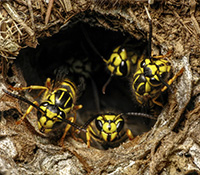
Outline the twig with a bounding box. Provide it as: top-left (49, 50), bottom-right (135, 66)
top-left (2, 2), bottom-right (34, 37)
top-left (190, 0), bottom-right (200, 36)
top-left (14, 0), bottom-right (28, 6)
top-left (27, 0), bottom-right (35, 31)
top-left (59, 0), bottom-right (72, 12)
top-left (172, 10), bottom-right (195, 37)
top-left (45, 0), bottom-right (54, 25)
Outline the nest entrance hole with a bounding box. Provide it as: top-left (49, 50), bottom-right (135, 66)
top-left (13, 21), bottom-right (157, 148)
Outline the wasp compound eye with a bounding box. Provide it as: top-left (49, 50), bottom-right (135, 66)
top-left (95, 119), bottom-right (103, 131)
top-left (119, 60), bottom-right (128, 77)
top-left (116, 120), bottom-right (124, 132)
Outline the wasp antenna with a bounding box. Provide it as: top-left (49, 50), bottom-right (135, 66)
top-left (62, 118), bottom-right (87, 133)
top-left (145, 6), bottom-right (152, 21)
top-left (125, 112), bottom-right (157, 120)
top-left (103, 58), bottom-right (108, 64)
top-left (81, 24), bottom-right (106, 61)
top-left (145, 6), bottom-right (152, 60)
top-left (82, 114), bottom-right (100, 129)
top-left (157, 75), bottom-right (173, 93)
top-left (102, 74), bottom-right (113, 94)
top-left (3, 89), bottom-right (44, 114)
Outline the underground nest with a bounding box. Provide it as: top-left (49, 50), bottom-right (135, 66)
top-left (0, 0), bottom-right (200, 175)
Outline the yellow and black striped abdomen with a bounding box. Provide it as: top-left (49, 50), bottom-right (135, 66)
top-left (60, 79), bottom-right (77, 98)
top-left (48, 88), bottom-right (74, 112)
top-left (47, 79), bottom-right (76, 111)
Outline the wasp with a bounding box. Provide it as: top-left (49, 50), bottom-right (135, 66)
top-left (3, 78), bottom-right (85, 146)
top-left (81, 112), bottom-right (156, 149)
top-left (81, 25), bottom-right (142, 94)
top-left (131, 6), bottom-right (184, 111)
top-left (101, 44), bottom-right (143, 94)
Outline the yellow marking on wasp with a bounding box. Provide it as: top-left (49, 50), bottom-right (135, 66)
top-left (58, 91), bottom-right (65, 101)
top-left (61, 80), bottom-right (76, 97)
top-left (102, 123), bottom-right (117, 134)
top-left (64, 94), bottom-right (72, 108)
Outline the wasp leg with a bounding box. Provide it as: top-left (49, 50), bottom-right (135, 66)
top-left (151, 96), bottom-right (164, 108)
top-left (10, 78), bottom-right (52, 98)
top-left (152, 51), bottom-right (172, 60)
top-left (86, 127), bottom-right (92, 148)
top-left (45, 78), bottom-right (52, 89)
top-left (69, 111), bottom-right (84, 143)
top-left (10, 85), bottom-right (48, 91)
top-left (151, 68), bottom-right (184, 108)
top-left (135, 94), bottom-right (143, 105)
top-left (73, 104), bottom-right (83, 111)
top-left (161, 67), bottom-right (185, 92)
top-left (16, 101), bottom-right (39, 125)
top-left (10, 85), bottom-right (49, 97)
top-left (34, 78), bottom-right (52, 98)
top-left (126, 129), bottom-right (134, 140)
top-left (86, 125), bottom-right (98, 148)
top-left (59, 116), bottom-right (75, 147)
top-left (64, 105), bottom-right (83, 143)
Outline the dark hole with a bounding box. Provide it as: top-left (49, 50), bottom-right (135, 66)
top-left (14, 20), bottom-right (157, 149)
top-left (33, 145), bottom-right (38, 154)
top-left (3, 109), bottom-right (20, 120)
top-left (177, 168), bottom-right (181, 172)
top-left (7, 65), bottom-right (14, 77)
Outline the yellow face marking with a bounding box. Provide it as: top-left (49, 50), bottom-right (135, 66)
top-left (147, 64), bottom-right (157, 75)
top-left (102, 122), bottom-right (117, 134)
top-left (101, 132), bottom-right (108, 141)
top-left (38, 105), bottom-right (63, 132)
top-left (97, 114), bottom-right (123, 142)
top-left (39, 116), bottom-right (47, 128)
top-left (45, 120), bottom-right (55, 130)
top-left (101, 131), bottom-right (117, 142)
top-left (110, 132), bottom-right (118, 141)
top-left (40, 105), bottom-right (47, 111)
top-left (46, 109), bottom-right (58, 119)
top-left (43, 128), bottom-right (52, 133)
top-left (107, 65), bottom-right (115, 74)
top-left (103, 115), bottom-right (116, 121)
top-left (110, 47), bottom-right (127, 64)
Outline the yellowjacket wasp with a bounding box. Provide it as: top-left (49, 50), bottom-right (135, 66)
top-left (81, 25), bottom-right (141, 94)
top-left (3, 78), bottom-right (85, 146)
top-left (82, 112), bottom-right (156, 149)
top-left (131, 7), bottom-right (184, 111)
